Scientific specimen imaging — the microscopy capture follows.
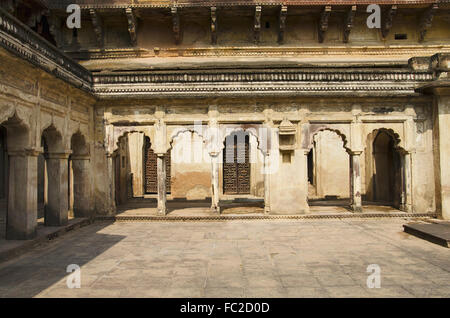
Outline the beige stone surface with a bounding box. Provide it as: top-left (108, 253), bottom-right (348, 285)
top-left (0, 218), bottom-right (448, 298)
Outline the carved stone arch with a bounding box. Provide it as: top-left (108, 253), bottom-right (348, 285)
top-left (40, 114), bottom-right (65, 144)
top-left (0, 105), bottom-right (32, 150)
top-left (305, 125), bottom-right (351, 153)
top-left (0, 104), bottom-right (17, 125)
top-left (70, 129), bottom-right (89, 157)
top-left (367, 128), bottom-right (405, 153)
top-left (219, 125), bottom-right (270, 156)
top-left (168, 126), bottom-right (208, 151)
top-left (111, 126), bottom-right (150, 154)
top-left (41, 121), bottom-right (65, 154)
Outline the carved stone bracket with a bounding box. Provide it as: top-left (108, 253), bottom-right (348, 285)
top-left (318, 6), bottom-right (331, 43)
top-left (171, 7), bottom-right (181, 45)
top-left (125, 7), bottom-right (137, 46)
top-left (381, 5), bottom-right (397, 39)
top-left (254, 6), bottom-right (262, 44)
top-left (48, 15), bottom-right (63, 47)
top-left (419, 3), bottom-right (439, 42)
top-left (211, 6), bottom-right (217, 45)
top-left (89, 9), bottom-right (104, 47)
top-left (343, 5), bottom-right (356, 43)
top-left (278, 5), bottom-right (287, 44)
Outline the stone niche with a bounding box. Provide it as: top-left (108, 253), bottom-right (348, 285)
top-left (278, 118), bottom-right (297, 163)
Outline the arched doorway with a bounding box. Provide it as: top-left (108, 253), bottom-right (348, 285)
top-left (372, 131), bottom-right (402, 208)
top-left (307, 130), bottom-right (350, 209)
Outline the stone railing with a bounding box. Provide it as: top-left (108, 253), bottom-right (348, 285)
top-left (0, 7), bottom-right (92, 91)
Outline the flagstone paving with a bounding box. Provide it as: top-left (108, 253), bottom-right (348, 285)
top-left (0, 218), bottom-right (448, 298)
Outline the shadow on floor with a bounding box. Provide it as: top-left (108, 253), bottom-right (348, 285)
top-left (0, 221), bottom-right (125, 298)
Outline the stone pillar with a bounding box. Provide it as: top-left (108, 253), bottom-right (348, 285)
top-left (106, 154), bottom-right (116, 214)
top-left (6, 149), bottom-right (39, 240)
top-left (263, 152), bottom-right (271, 214)
top-left (433, 94), bottom-right (450, 219)
top-left (128, 132), bottom-right (144, 197)
top-left (72, 155), bottom-right (91, 217)
top-left (349, 151), bottom-right (363, 212)
top-left (45, 151), bottom-right (71, 226)
top-left (157, 154), bottom-right (167, 215)
top-left (400, 151), bottom-right (413, 213)
top-left (210, 154), bottom-right (220, 213)
top-left (417, 53), bottom-right (450, 219)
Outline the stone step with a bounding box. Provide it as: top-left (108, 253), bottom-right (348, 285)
top-left (403, 222), bottom-right (450, 248)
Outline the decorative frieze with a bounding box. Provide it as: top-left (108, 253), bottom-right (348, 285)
top-left (93, 70), bottom-right (433, 85)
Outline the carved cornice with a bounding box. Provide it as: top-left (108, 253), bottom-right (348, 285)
top-left (92, 68), bottom-right (433, 98)
top-left (0, 7), bottom-right (92, 92)
top-left (47, 1), bottom-right (442, 10)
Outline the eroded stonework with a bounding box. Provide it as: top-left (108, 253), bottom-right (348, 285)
top-left (0, 1), bottom-right (450, 240)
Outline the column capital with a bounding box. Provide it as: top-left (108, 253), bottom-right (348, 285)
top-left (348, 150), bottom-right (363, 156)
top-left (47, 151), bottom-right (72, 159)
top-left (8, 147), bottom-right (42, 157)
top-left (71, 155), bottom-right (90, 160)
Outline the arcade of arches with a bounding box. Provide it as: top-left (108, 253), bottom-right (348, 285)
top-left (1, 5), bottom-right (450, 241)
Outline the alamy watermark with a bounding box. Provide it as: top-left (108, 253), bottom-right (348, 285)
top-left (65, 4), bottom-right (385, 30)
top-left (366, 264), bottom-right (381, 289)
top-left (66, 264), bottom-right (81, 289)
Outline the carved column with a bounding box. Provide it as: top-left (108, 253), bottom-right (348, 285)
top-left (349, 151), bottom-right (363, 212)
top-left (263, 152), bottom-right (271, 214)
top-left (210, 154), bottom-right (220, 213)
top-left (157, 154), bottom-right (167, 215)
top-left (45, 151), bottom-right (71, 226)
top-left (71, 155), bottom-right (91, 217)
top-left (106, 153), bottom-right (116, 214)
top-left (400, 151), bottom-right (413, 213)
top-left (6, 148), bottom-right (39, 240)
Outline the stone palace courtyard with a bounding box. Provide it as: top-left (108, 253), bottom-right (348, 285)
top-left (0, 218), bottom-right (448, 298)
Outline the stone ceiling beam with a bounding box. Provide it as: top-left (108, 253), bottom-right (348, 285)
top-left (125, 7), bottom-right (137, 46)
top-left (343, 5), bottom-right (356, 43)
top-left (171, 7), bottom-right (181, 45)
top-left (89, 9), bottom-right (103, 47)
top-left (381, 5), bottom-right (397, 39)
top-left (419, 3), bottom-right (439, 42)
top-left (278, 5), bottom-right (287, 44)
top-left (254, 5), bottom-right (262, 44)
top-left (211, 6), bottom-right (217, 45)
top-left (318, 5), bottom-right (331, 43)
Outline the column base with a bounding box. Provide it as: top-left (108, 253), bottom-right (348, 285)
top-left (400, 204), bottom-right (413, 213)
top-left (6, 228), bottom-right (37, 240)
top-left (350, 205), bottom-right (363, 213)
top-left (211, 205), bottom-right (221, 214)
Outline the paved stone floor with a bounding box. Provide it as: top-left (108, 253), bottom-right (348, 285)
top-left (0, 218), bottom-right (448, 298)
